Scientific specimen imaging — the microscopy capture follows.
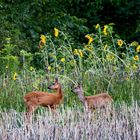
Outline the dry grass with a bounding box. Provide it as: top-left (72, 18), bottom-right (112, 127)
top-left (0, 102), bottom-right (140, 140)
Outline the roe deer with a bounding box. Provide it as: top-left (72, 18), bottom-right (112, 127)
top-left (24, 78), bottom-right (63, 117)
top-left (73, 84), bottom-right (113, 110)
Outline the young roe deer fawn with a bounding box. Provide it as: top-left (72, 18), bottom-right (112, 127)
top-left (24, 78), bottom-right (63, 117)
top-left (73, 84), bottom-right (113, 110)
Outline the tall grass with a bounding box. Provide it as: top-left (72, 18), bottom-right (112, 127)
top-left (0, 69), bottom-right (140, 111)
top-left (0, 102), bottom-right (140, 140)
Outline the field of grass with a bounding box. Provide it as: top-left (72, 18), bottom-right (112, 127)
top-left (0, 25), bottom-right (140, 139)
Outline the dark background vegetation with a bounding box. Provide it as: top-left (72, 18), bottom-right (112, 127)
top-left (0, 0), bottom-right (140, 70)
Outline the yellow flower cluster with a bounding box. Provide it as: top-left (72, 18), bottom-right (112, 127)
top-left (85, 35), bottom-right (93, 45)
top-left (103, 25), bottom-right (108, 35)
top-left (54, 27), bottom-right (59, 37)
top-left (39, 34), bottom-right (46, 49)
top-left (117, 39), bottom-right (123, 47)
top-left (73, 49), bottom-right (83, 57)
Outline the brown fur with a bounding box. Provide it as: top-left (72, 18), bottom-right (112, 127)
top-left (85, 93), bottom-right (113, 109)
top-left (24, 78), bottom-right (63, 117)
top-left (73, 85), bottom-right (113, 110)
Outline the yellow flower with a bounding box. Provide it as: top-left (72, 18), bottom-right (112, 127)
top-left (133, 55), bottom-right (139, 61)
top-left (85, 35), bottom-right (93, 45)
top-left (13, 72), bottom-right (18, 81)
top-left (40, 35), bottom-right (46, 44)
top-left (60, 58), bottom-right (65, 62)
top-left (103, 25), bottom-right (108, 35)
top-left (103, 44), bottom-right (108, 50)
top-left (136, 45), bottom-right (140, 52)
top-left (73, 49), bottom-right (83, 57)
top-left (106, 54), bottom-right (114, 61)
top-left (39, 34), bottom-right (46, 49)
top-left (95, 24), bottom-right (99, 29)
top-left (117, 39), bottom-right (123, 47)
top-left (54, 27), bottom-right (59, 37)
top-left (48, 66), bottom-right (51, 70)
top-left (130, 41), bottom-right (138, 47)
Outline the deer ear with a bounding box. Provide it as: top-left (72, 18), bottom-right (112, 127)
top-left (55, 77), bottom-right (58, 83)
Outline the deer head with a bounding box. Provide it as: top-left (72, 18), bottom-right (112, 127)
top-left (73, 84), bottom-right (86, 104)
top-left (48, 77), bottom-right (60, 90)
top-left (73, 84), bottom-right (83, 94)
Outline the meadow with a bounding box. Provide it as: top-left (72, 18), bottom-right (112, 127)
top-left (0, 24), bottom-right (140, 139)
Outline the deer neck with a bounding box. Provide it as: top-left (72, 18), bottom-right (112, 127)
top-left (77, 92), bottom-right (86, 105)
top-left (56, 86), bottom-right (63, 99)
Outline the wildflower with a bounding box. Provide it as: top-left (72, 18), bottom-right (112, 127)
top-left (117, 39), bottom-right (123, 47)
top-left (106, 54), bottom-right (114, 61)
top-left (133, 55), bottom-right (139, 61)
top-left (103, 44), bottom-right (108, 50)
top-left (60, 58), bottom-right (65, 62)
top-left (39, 34), bottom-right (46, 49)
top-left (103, 25), bottom-right (108, 35)
top-left (13, 72), bottom-right (18, 81)
top-left (40, 35), bottom-right (46, 44)
top-left (136, 45), bottom-right (140, 52)
top-left (73, 49), bottom-right (83, 57)
top-left (95, 24), bottom-right (99, 29)
top-left (130, 41), bottom-right (138, 47)
top-left (48, 66), bottom-right (52, 70)
top-left (54, 27), bottom-right (59, 37)
top-left (85, 35), bottom-right (93, 45)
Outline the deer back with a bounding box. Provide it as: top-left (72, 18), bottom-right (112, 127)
top-left (86, 93), bottom-right (113, 108)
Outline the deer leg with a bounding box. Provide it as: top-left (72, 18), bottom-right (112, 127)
top-left (50, 106), bottom-right (59, 118)
top-left (25, 102), bottom-right (38, 121)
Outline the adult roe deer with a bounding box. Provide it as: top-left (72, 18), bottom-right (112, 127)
top-left (24, 78), bottom-right (63, 117)
top-left (73, 84), bottom-right (113, 110)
